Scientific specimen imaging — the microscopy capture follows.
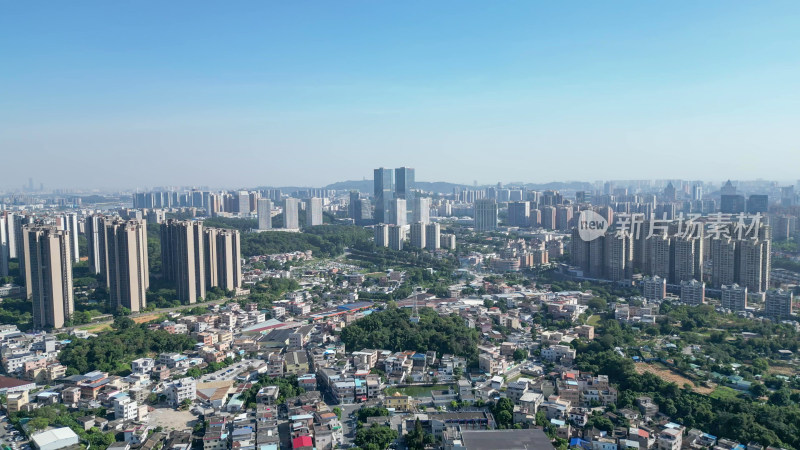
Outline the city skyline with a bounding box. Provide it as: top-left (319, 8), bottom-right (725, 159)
top-left (3, 2), bottom-right (800, 448)
top-left (5, 174), bottom-right (800, 195)
top-left (3, 1), bottom-right (800, 188)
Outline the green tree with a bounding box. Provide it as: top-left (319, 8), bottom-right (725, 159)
top-left (769, 389), bottom-right (791, 406)
top-left (749, 383), bottom-right (768, 398)
top-left (354, 424), bottom-right (398, 450)
top-left (28, 417), bottom-right (50, 431)
top-left (357, 406), bottom-right (389, 423)
top-left (587, 298), bottom-right (607, 311)
top-left (405, 418), bottom-right (434, 450)
top-left (492, 398), bottom-right (515, 428)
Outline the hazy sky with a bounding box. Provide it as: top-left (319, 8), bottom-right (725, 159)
top-left (2, 1), bottom-right (800, 190)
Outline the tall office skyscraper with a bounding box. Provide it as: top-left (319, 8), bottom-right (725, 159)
top-left (161, 220), bottom-right (206, 304)
top-left (395, 167), bottom-right (415, 201)
top-left (648, 234), bottom-right (671, 280)
top-left (388, 225), bottom-right (404, 251)
top-left (14, 214), bottom-right (33, 283)
top-left (604, 233), bottom-right (631, 281)
top-left (249, 191), bottom-right (260, 213)
top-left (633, 220), bottom-right (651, 274)
top-left (57, 213), bottom-right (80, 263)
top-left (395, 167), bottom-right (415, 222)
top-left (412, 197), bottom-right (430, 225)
top-left (774, 215), bottom-right (795, 241)
top-left (529, 208), bottom-right (542, 228)
top-left (204, 228), bottom-right (242, 292)
top-left (738, 239), bottom-right (769, 293)
top-left (746, 194), bottom-right (768, 214)
top-left (570, 227), bottom-right (590, 274)
top-left (663, 182), bottom-right (676, 202)
top-left (348, 191), bottom-right (361, 220)
top-left (0, 216), bottom-right (7, 277)
top-left (257, 198), bottom-right (273, 230)
top-left (507, 202), bottom-right (530, 227)
top-left (3, 212), bottom-right (17, 259)
top-left (283, 198), bottom-right (300, 229)
top-left (410, 222), bottom-right (426, 249)
top-left (374, 224), bottom-right (389, 247)
top-left (720, 194), bottom-right (745, 214)
top-left (207, 193), bottom-right (222, 216)
top-left (540, 206), bottom-right (556, 230)
top-left (191, 190), bottom-right (205, 209)
top-left (425, 223), bottom-right (441, 251)
top-left (692, 184), bottom-right (703, 201)
top-left (588, 236), bottom-right (605, 277)
top-left (236, 191), bottom-right (250, 214)
top-left (672, 236), bottom-right (703, 284)
top-left (555, 206), bottom-right (573, 231)
top-left (23, 226), bottom-right (74, 329)
top-left (373, 168), bottom-right (394, 224)
top-left (711, 237), bottom-right (737, 288)
top-left (389, 198), bottom-right (407, 227)
top-left (358, 199), bottom-right (372, 224)
top-left (105, 219), bottom-right (149, 313)
top-left (85, 215), bottom-right (106, 275)
top-left (306, 198), bottom-right (323, 227)
top-left (474, 199), bottom-right (498, 231)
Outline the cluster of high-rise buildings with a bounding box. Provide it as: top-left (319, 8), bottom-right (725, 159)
top-left (1, 212), bottom-right (80, 279)
top-left (159, 219), bottom-right (242, 304)
top-left (570, 215), bottom-right (772, 292)
top-left (364, 167), bottom-right (456, 251)
top-left (373, 222), bottom-right (456, 252)
top-left (344, 167), bottom-right (433, 227)
top-left (0, 210), bottom-right (243, 330)
top-left (133, 189), bottom-right (325, 230)
top-left (255, 197), bottom-right (323, 231)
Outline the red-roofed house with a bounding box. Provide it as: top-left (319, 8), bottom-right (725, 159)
top-left (292, 435), bottom-right (313, 449)
top-left (0, 375), bottom-right (36, 394)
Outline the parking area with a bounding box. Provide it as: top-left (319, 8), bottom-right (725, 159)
top-left (0, 415), bottom-right (29, 450)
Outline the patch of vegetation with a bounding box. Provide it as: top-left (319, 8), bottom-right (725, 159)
top-left (59, 317), bottom-right (196, 375)
top-left (10, 404), bottom-right (115, 449)
top-left (340, 307), bottom-right (481, 364)
top-left (385, 384), bottom-right (452, 397)
top-left (240, 374), bottom-right (305, 407)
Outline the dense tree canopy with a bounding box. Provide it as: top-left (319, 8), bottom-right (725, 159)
top-left (10, 404), bottom-right (114, 449)
top-left (576, 349), bottom-right (800, 449)
top-left (340, 307), bottom-right (480, 364)
top-left (240, 374), bottom-right (305, 407)
top-left (240, 225), bottom-right (372, 257)
top-left (354, 424), bottom-right (398, 450)
top-left (59, 322), bottom-right (196, 374)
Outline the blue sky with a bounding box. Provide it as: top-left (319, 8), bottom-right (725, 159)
top-left (2, 1), bottom-right (800, 189)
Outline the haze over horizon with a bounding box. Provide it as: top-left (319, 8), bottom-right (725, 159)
top-left (3, 1), bottom-right (800, 189)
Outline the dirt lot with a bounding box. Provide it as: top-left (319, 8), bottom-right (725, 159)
top-left (80, 323), bottom-right (112, 333)
top-left (768, 364), bottom-right (798, 376)
top-left (133, 313), bottom-right (162, 324)
top-left (147, 407), bottom-right (198, 431)
top-left (634, 363), bottom-right (715, 394)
